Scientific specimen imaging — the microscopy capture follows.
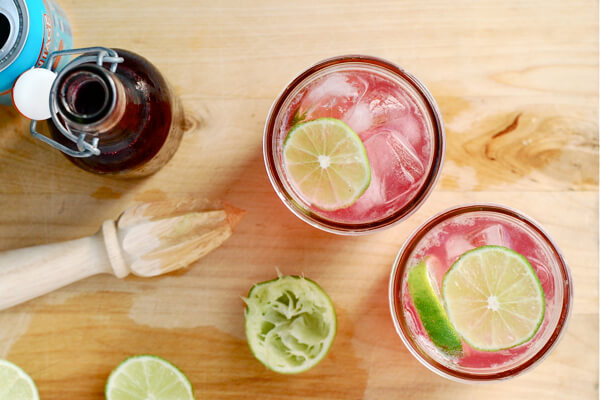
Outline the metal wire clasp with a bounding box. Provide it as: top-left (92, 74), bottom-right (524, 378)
top-left (29, 47), bottom-right (124, 158)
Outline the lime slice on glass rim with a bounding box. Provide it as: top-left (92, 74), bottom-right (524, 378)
top-left (407, 259), bottom-right (463, 355)
top-left (0, 359), bottom-right (39, 399)
top-left (105, 355), bottom-right (193, 400)
top-left (442, 245), bottom-right (545, 352)
top-left (283, 118), bottom-right (371, 211)
top-left (244, 275), bottom-right (337, 374)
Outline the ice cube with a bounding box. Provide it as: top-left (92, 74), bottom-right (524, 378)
top-left (342, 102), bottom-right (373, 133)
top-left (525, 251), bottom-right (554, 299)
top-left (445, 235), bottom-right (474, 263)
top-left (304, 73), bottom-right (358, 103)
top-left (363, 128), bottom-right (425, 203)
top-left (300, 73), bottom-right (368, 120)
top-left (369, 90), bottom-right (409, 120)
top-left (425, 255), bottom-right (445, 293)
top-left (354, 80), bottom-right (428, 146)
top-left (386, 110), bottom-right (426, 147)
top-left (467, 224), bottom-right (512, 248)
top-left (344, 167), bottom-right (385, 216)
top-left (356, 83), bottom-right (413, 123)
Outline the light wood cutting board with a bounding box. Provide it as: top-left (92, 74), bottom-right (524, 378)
top-left (0, 0), bottom-right (597, 399)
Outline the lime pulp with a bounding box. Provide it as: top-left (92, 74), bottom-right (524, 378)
top-left (244, 275), bottom-right (337, 374)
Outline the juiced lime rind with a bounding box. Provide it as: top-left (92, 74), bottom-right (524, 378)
top-left (0, 359), bottom-right (39, 400)
top-left (244, 275), bottom-right (337, 374)
top-left (442, 245), bottom-right (545, 352)
top-left (283, 118), bottom-right (371, 211)
top-left (407, 260), bottom-right (463, 356)
top-left (105, 355), bottom-right (194, 400)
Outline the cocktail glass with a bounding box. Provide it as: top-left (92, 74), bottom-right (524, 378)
top-left (263, 55), bottom-right (445, 234)
top-left (389, 203), bottom-right (573, 382)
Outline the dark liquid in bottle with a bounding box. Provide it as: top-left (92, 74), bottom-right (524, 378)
top-left (49, 49), bottom-right (183, 177)
top-left (71, 80), bottom-right (107, 116)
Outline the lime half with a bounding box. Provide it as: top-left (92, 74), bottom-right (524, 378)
top-left (244, 275), bottom-right (337, 374)
top-left (443, 245), bottom-right (545, 351)
top-left (0, 359), bottom-right (39, 399)
top-left (105, 355), bottom-right (193, 400)
top-left (283, 118), bottom-right (370, 211)
top-left (407, 259), bottom-right (463, 355)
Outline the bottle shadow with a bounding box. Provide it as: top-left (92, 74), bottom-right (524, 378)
top-left (0, 108), bottom-right (149, 250)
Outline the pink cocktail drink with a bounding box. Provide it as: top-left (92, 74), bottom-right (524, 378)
top-left (389, 204), bottom-right (572, 382)
top-left (264, 56), bottom-right (444, 234)
top-left (283, 70), bottom-right (430, 223)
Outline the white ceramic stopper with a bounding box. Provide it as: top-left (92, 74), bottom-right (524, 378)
top-left (12, 68), bottom-right (57, 120)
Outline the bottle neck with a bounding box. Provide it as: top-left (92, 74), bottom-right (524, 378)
top-left (53, 64), bottom-right (129, 135)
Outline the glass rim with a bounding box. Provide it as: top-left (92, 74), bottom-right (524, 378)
top-left (388, 202), bottom-right (573, 382)
top-left (263, 54), bottom-right (446, 235)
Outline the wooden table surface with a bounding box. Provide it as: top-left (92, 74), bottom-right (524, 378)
top-left (0, 0), bottom-right (597, 399)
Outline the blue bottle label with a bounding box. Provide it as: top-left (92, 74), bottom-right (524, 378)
top-left (0, 0), bottom-right (73, 105)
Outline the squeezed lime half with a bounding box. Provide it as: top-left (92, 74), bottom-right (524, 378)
top-left (0, 359), bottom-right (39, 400)
top-left (443, 245), bottom-right (545, 351)
top-left (407, 259), bottom-right (463, 355)
top-left (244, 275), bottom-right (337, 374)
top-left (283, 118), bottom-right (371, 211)
top-left (105, 355), bottom-right (193, 400)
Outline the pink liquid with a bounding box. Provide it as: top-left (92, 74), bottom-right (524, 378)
top-left (279, 69), bottom-right (434, 224)
top-left (402, 211), bottom-right (559, 370)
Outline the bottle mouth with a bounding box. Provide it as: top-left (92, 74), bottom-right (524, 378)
top-left (0, 0), bottom-right (30, 72)
top-left (56, 64), bottom-right (115, 124)
top-left (0, 13), bottom-right (10, 51)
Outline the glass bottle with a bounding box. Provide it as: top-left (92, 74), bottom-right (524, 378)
top-left (27, 47), bottom-right (184, 178)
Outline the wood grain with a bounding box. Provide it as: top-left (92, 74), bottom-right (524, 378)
top-left (0, 0), bottom-right (597, 399)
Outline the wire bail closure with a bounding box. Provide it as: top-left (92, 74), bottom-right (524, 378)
top-left (29, 47), bottom-right (124, 158)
